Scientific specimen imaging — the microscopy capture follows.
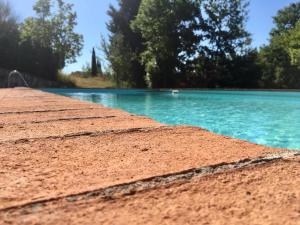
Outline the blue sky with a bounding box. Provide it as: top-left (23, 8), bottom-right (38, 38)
top-left (9, 0), bottom-right (298, 73)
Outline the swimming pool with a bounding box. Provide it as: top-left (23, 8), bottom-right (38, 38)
top-left (46, 89), bottom-right (300, 150)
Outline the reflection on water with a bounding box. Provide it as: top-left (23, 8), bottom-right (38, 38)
top-left (46, 89), bottom-right (300, 150)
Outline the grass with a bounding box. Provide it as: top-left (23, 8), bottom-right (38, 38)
top-left (58, 72), bottom-right (116, 88)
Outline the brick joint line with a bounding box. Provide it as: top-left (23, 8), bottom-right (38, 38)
top-left (0, 126), bottom-right (169, 144)
top-left (0, 107), bottom-right (101, 115)
top-left (1, 115), bottom-right (117, 125)
top-left (1, 151), bottom-right (298, 212)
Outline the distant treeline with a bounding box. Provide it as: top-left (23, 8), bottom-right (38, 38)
top-left (0, 0), bottom-right (83, 81)
top-left (103, 0), bottom-right (300, 89)
top-left (1, 0), bottom-right (299, 88)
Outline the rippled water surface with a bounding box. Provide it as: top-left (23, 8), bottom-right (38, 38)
top-left (46, 89), bottom-right (300, 150)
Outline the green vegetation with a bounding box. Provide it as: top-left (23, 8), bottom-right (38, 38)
top-left (91, 48), bottom-right (98, 77)
top-left (0, 0), bottom-right (299, 89)
top-left (21, 0), bottom-right (83, 70)
top-left (0, 0), bottom-right (83, 82)
top-left (58, 72), bottom-right (115, 88)
top-left (131, 0), bottom-right (200, 88)
top-left (258, 3), bottom-right (300, 88)
top-left (102, 0), bottom-right (146, 88)
top-left (105, 0), bottom-right (300, 89)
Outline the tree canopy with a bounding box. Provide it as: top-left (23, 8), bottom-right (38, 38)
top-left (131, 0), bottom-right (200, 88)
top-left (0, 0), bottom-right (19, 70)
top-left (103, 0), bottom-right (146, 87)
top-left (20, 0), bottom-right (83, 69)
top-left (271, 2), bottom-right (300, 37)
top-left (104, 0), bottom-right (300, 89)
top-left (194, 0), bottom-right (253, 87)
top-left (1, 0), bottom-right (299, 89)
top-left (0, 0), bottom-right (83, 81)
top-left (259, 2), bottom-right (300, 88)
top-left (109, 0), bottom-right (254, 88)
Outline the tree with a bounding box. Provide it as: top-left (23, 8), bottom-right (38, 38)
top-left (131, 0), bottom-right (252, 88)
top-left (200, 0), bottom-right (251, 58)
top-left (104, 0), bottom-right (299, 89)
top-left (286, 21), bottom-right (300, 67)
top-left (258, 2), bottom-right (300, 88)
top-left (0, 0), bottom-right (59, 80)
top-left (0, 0), bottom-right (17, 27)
top-left (20, 0), bottom-right (83, 70)
top-left (104, 0), bottom-right (146, 87)
top-left (271, 2), bottom-right (300, 37)
top-left (0, 0), bottom-right (19, 70)
top-left (91, 48), bottom-right (97, 76)
top-left (258, 27), bottom-right (300, 88)
top-left (196, 0), bottom-right (252, 87)
top-left (131, 0), bottom-right (200, 88)
top-left (17, 39), bottom-right (59, 80)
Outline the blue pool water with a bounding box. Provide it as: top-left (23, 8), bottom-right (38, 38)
top-left (46, 89), bottom-right (300, 150)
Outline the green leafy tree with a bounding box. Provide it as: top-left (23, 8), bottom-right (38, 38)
top-left (20, 0), bottom-right (83, 69)
top-left (102, 34), bottom-right (134, 87)
top-left (258, 2), bottom-right (300, 88)
top-left (91, 48), bottom-right (97, 76)
top-left (17, 39), bottom-right (59, 80)
top-left (197, 0), bottom-right (252, 87)
top-left (131, 0), bottom-right (200, 88)
top-left (131, 0), bottom-right (252, 88)
top-left (285, 21), bottom-right (300, 67)
top-left (0, 0), bottom-right (59, 80)
top-left (104, 0), bottom-right (299, 88)
top-left (200, 0), bottom-right (251, 58)
top-left (104, 0), bottom-right (146, 87)
top-left (271, 2), bottom-right (300, 37)
top-left (0, 0), bottom-right (19, 70)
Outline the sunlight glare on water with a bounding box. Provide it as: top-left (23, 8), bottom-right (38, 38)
top-left (46, 89), bottom-right (300, 150)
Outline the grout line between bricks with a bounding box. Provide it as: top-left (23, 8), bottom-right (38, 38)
top-left (0, 107), bottom-right (101, 115)
top-left (0, 126), bottom-right (170, 144)
top-left (1, 115), bottom-right (116, 125)
top-left (1, 151), bottom-right (298, 212)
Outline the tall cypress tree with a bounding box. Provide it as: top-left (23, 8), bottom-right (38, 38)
top-left (91, 48), bottom-right (97, 76)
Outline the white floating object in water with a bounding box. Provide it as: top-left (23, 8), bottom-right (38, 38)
top-left (172, 90), bottom-right (179, 94)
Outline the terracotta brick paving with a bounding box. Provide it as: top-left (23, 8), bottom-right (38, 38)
top-left (0, 88), bottom-right (298, 225)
